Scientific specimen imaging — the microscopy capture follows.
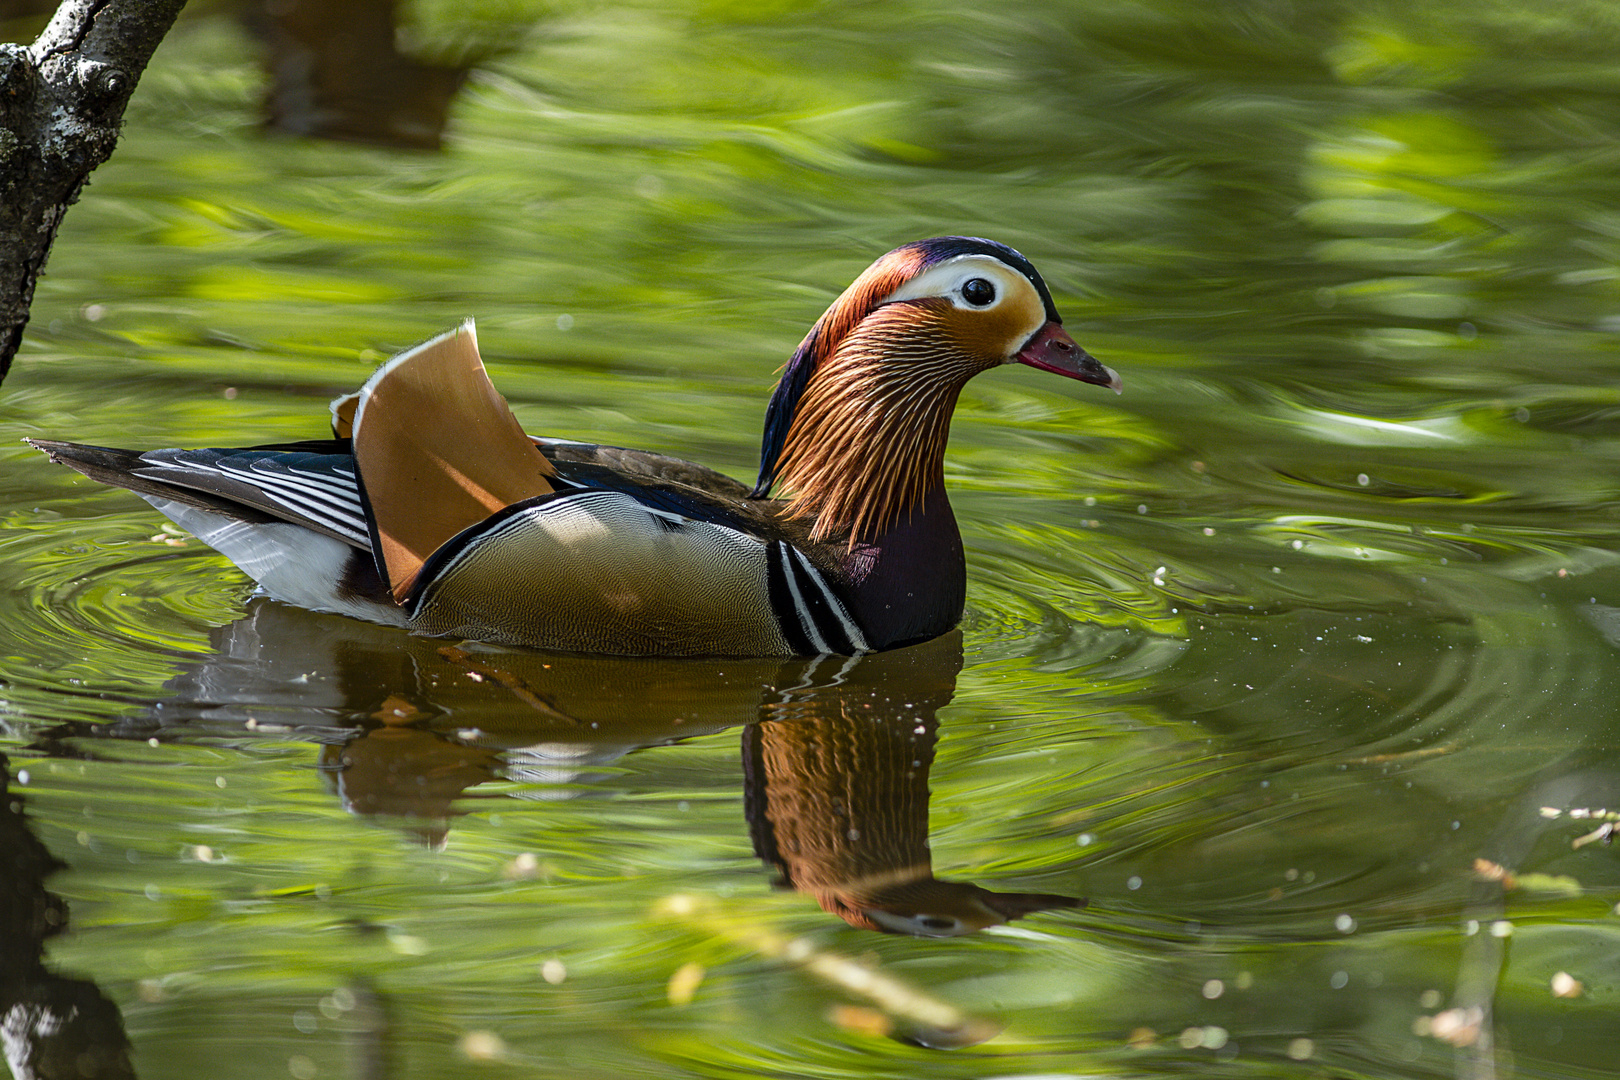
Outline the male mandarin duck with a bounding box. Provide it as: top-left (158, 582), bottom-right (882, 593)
top-left (30, 237), bottom-right (1120, 657)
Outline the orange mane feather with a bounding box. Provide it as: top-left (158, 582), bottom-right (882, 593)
top-left (772, 300), bottom-right (994, 546)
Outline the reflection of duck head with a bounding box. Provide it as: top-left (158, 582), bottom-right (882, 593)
top-left (841, 880), bottom-right (1084, 939)
top-left (743, 637), bottom-right (1083, 935)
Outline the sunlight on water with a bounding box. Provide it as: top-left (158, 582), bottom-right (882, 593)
top-left (3, 4), bottom-right (1620, 1079)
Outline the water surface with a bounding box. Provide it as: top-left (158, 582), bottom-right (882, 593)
top-left (2, 4), bottom-right (1619, 1078)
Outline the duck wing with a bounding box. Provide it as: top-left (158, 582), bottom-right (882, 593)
top-left (347, 320), bottom-right (558, 601)
top-left (537, 438), bottom-right (753, 501)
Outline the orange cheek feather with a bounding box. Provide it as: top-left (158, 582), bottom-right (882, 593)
top-left (937, 289), bottom-right (1046, 362)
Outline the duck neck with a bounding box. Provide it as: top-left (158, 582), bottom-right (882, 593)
top-left (768, 311), bottom-right (986, 546)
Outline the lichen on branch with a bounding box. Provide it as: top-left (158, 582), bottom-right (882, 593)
top-left (0, 0), bottom-right (186, 385)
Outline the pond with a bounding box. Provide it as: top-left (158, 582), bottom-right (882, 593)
top-left (2, 3), bottom-right (1618, 1077)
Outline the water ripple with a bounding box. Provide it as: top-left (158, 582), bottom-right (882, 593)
top-left (0, 502), bottom-right (239, 725)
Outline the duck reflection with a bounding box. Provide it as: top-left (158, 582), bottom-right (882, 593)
top-left (746, 650), bottom-right (1083, 936)
top-left (116, 600), bottom-right (1081, 934)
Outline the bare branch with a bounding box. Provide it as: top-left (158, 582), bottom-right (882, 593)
top-left (0, 0), bottom-right (186, 385)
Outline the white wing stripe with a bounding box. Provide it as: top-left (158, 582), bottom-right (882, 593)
top-left (232, 470), bottom-right (366, 531)
top-left (180, 461), bottom-right (369, 541)
top-left (247, 469), bottom-right (366, 520)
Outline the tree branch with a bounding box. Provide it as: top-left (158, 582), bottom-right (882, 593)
top-left (0, 0), bottom-right (186, 385)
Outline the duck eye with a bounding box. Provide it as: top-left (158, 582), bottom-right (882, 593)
top-left (960, 277), bottom-right (996, 307)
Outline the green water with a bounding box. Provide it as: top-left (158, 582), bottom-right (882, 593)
top-left (3, 3), bottom-right (1619, 1077)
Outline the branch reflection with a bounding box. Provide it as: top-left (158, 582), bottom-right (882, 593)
top-left (0, 753), bottom-right (134, 1079)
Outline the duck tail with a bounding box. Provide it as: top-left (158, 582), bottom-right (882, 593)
top-left (26, 438), bottom-right (230, 511)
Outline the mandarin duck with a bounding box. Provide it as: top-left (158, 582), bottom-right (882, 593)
top-left (30, 237), bottom-right (1119, 657)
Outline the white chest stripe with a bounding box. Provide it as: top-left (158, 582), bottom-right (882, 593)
top-left (786, 547), bottom-right (869, 653)
top-left (779, 554), bottom-right (831, 654)
top-left (767, 541), bottom-right (869, 655)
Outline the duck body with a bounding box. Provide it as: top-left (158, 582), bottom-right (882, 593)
top-left (31, 237), bottom-right (1119, 657)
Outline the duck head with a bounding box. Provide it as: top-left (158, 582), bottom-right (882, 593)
top-left (753, 237), bottom-right (1119, 545)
